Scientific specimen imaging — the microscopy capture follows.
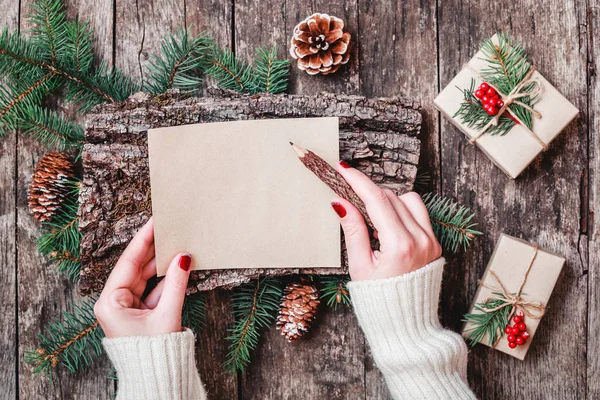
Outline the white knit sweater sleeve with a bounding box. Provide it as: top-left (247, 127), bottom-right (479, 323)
top-left (103, 328), bottom-right (207, 400)
top-left (347, 258), bottom-right (476, 400)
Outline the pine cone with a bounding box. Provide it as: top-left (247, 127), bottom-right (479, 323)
top-left (276, 280), bottom-right (320, 342)
top-left (28, 152), bottom-right (74, 222)
top-left (289, 13), bottom-right (351, 76)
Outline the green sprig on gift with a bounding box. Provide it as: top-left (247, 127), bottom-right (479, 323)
top-left (453, 33), bottom-right (540, 136)
top-left (462, 292), bottom-right (512, 347)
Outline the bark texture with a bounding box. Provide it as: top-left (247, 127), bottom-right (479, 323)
top-left (78, 89), bottom-right (421, 295)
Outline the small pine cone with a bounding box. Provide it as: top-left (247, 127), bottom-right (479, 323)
top-left (28, 152), bottom-right (74, 222)
top-left (276, 280), bottom-right (320, 342)
top-left (289, 13), bottom-right (351, 76)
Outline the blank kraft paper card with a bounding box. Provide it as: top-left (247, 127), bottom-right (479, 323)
top-left (148, 118), bottom-right (341, 275)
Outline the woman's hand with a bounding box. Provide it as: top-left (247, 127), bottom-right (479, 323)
top-left (332, 162), bottom-right (442, 281)
top-left (94, 217), bottom-right (193, 338)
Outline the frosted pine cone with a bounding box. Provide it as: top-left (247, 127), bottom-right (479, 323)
top-left (276, 280), bottom-right (320, 342)
top-left (289, 13), bottom-right (351, 75)
top-left (28, 152), bottom-right (74, 222)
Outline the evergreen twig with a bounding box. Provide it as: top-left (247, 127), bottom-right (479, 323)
top-left (25, 298), bottom-right (104, 376)
top-left (182, 291), bottom-right (206, 335)
top-left (224, 278), bottom-right (282, 374)
top-left (37, 180), bottom-right (82, 281)
top-left (205, 46), bottom-right (254, 93)
top-left (454, 33), bottom-right (539, 136)
top-left (250, 47), bottom-right (289, 94)
top-left (144, 29), bottom-right (212, 95)
top-left (317, 275), bottom-right (351, 309)
top-left (19, 104), bottom-right (85, 154)
top-left (462, 292), bottom-right (511, 346)
top-left (423, 193), bottom-right (482, 253)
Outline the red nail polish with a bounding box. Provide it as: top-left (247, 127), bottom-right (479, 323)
top-left (331, 202), bottom-right (347, 218)
top-left (339, 160), bottom-right (351, 169)
top-left (179, 253), bottom-right (191, 271)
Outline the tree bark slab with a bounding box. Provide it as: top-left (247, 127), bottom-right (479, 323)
top-left (78, 89), bottom-right (422, 295)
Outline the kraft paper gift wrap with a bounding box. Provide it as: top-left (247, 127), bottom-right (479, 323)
top-left (434, 34), bottom-right (579, 179)
top-left (147, 118), bottom-right (341, 276)
top-left (462, 234), bottom-right (565, 360)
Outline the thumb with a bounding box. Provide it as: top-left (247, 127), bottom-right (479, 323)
top-left (156, 252), bottom-right (192, 318)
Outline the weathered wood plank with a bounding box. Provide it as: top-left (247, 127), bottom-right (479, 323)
top-left (357, 1), bottom-right (438, 397)
top-left (0, 2), bottom-right (19, 397)
top-left (115, 0), bottom-right (185, 84)
top-left (16, 1), bottom-right (116, 399)
top-left (241, 303), bottom-right (365, 400)
top-left (234, 2), bottom-right (366, 398)
top-left (438, 1), bottom-right (588, 398)
top-left (184, 1), bottom-right (239, 397)
top-left (586, 0), bottom-right (599, 397)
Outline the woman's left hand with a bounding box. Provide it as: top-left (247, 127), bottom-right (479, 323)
top-left (94, 217), bottom-right (193, 338)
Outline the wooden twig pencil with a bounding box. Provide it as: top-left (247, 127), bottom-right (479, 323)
top-left (290, 142), bottom-right (375, 231)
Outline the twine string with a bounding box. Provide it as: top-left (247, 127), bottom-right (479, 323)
top-left (467, 65), bottom-right (547, 150)
top-left (477, 245), bottom-right (546, 348)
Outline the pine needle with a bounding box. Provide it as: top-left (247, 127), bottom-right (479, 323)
top-left (37, 182), bottom-right (82, 281)
top-left (250, 47), bottom-right (289, 94)
top-left (317, 275), bottom-right (351, 309)
top-left (462, 292), bottom-right (511, 346)
top-left (423, 193), bottom-right (482, 253)
top-left (454, 33), bottom-right (538, 136)
top-left (204, 47), bottom-right (255, 93)
top-left (25, 297), bottom-right (104, 376)
top-left (144, 29), bottom-right (212, 95)
top-left (224, 278), bottom-right (282, 374)
top-left (182, 291), bottom-right (206, 335)
top-left (19, 104), bottom-right (84, 154)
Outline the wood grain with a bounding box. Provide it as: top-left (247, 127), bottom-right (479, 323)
top-left (586, 0), bottom-right (599, 398)
top-left (357, 1), bottom-right (438, 397)
top-left (438, 1), bottom-right (588, 399)
top-left (16, 1), bottom-right (115, 399)
top-left (0, 2), bottom-right (19, 398)
top-left (5, 0), bottom-right (599, 399)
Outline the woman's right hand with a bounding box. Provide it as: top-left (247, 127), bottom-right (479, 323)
top-left (331, 162), bottom-right (442, 281)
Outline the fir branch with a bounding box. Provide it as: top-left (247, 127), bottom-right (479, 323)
top-left (19, 104), bottom-right (85, 153)
top-left (28, 0), bottom-right (69, 63)
top-left (224, 277), bottom-right (282, 374)
top-left (37, 184), bottom-right (82, 280)
top-left (250, 47), bottom-right (289, 94)
top-left (0, 72), bottom-right (60, 135)
top-left (453, 79), bottom-right (515, 136)
top-left (205, 47), bottom-right (254, 93)
top-left (63, 60), bottom-right (138, 112)
top-left (423, 193), bottom-right (482, 253)
top-left (317, 275), bottom-right (351, 309)
top-left (462, 292), bottom-right (511, 346)
top-left (25, 298), bottom-right (104, 375)
top-left (64, 19), bottom-right (94, 74)
top-left (479, 33), bottom-right (531, 96)
top-left (144, 29), bottom-right (212, 95)
top-left (182, 291), bottom-right (206, 335)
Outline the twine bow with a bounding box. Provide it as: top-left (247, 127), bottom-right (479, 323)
top-left (468, 66), bottom-right (547, 150)
top-left (478, 245), bottom-right (546, 336)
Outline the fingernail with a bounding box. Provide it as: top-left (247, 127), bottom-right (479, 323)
top-left (179, 253), bottom-right (191, 271)
top-left (339, 160), bottom-right (351, 169)
top-left (331, 202), bottom-right (347, 218)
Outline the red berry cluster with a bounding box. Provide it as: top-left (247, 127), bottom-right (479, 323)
top-left (504, 311), bottom-right (530, 349)
top-left (474, 82), bottom-right (504, 116)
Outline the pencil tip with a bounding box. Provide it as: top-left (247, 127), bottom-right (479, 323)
top-left (289, 141), bottom-right (294, 146)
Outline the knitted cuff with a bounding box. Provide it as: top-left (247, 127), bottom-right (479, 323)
top-left (103, 329), bottom-right (206, 400)
top-left (347, 258), bottom-right (446, 345)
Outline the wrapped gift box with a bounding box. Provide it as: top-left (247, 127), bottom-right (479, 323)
top-left (462, 234), bottom-right (565, 360)
top-left (434, 34), bottom-right (579, 179)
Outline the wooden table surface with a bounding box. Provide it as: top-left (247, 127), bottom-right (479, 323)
top-left (1, 0), bottom-right (598, 399)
